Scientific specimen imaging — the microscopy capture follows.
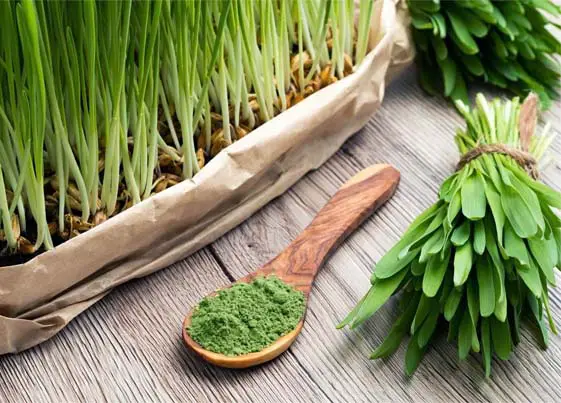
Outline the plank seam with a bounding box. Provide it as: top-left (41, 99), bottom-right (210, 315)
top-left (208, 245), bottom-right (236, 282)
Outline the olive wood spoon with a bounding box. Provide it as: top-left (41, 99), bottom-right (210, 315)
top-left (183, 164), bottom-right (400, 368)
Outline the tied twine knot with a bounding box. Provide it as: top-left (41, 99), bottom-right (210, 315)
top-left (457, 143), bottom-right (539, 180)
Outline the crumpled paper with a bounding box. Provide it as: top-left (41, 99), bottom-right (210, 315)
top-left (0, 0), bottom-right (414, 354)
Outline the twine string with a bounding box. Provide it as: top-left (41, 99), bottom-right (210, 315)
top-left (457, 143), bottom-right (539, 180)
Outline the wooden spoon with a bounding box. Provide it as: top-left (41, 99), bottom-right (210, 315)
top-left (183, 164), bottom-right (400, 368)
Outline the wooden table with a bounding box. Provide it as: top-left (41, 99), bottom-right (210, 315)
top-left (2, 67), bottom-right (560, 402)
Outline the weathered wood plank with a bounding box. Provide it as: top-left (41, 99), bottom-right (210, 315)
top-left (0, 250), bottom-right (326, 402)
top-left (0, 65), bottom-right (559, 403)
top-left (210, 68), bottom-right (561, 402)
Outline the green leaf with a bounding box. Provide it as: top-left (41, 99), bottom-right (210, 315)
top-left (339, 270), bottom-right (407, 329)
top-left (461, 174), bottom-right (487, 220)
top-left (473, 220), bottom-right (486, 255)
top-left (440, 175), bottom-right (459, 201)
top-left (481, 318), bottom-right (492, 377)
top-left (519, 40), bottom-right (536, 60)
top-left (405, 332), bottom-right (428, 376)
top-left (472, 326), bottom-right (481, 353)
top-left (423, 249), bottom-right (451, 297)
top-left (450, 72), bottom-right (469, 106)
top-left (458, 310), bottom-right (473, 359)
top-left (411, 293), bottom-right (432, 333)
top-left (447, 10), bottom-right (479, 55)
top-left (502, 185), bottom-right (538, 238)
top-left (337, 291), bottom-right (368, 329)
top-left (528, 236), bottom-right (557, 285)
top-left (375, 205), bottom-right (444, 279)
top-left (492, 6), bottom-right (508, 30)
top-left (467, 278), bottom-right (479, 327)
top-left (531, 0), bottom-right (561, 15)
top-left (528, 293), bottom-right (549, 348)
top-left (431, 35), bottom-right (448, 60)
top-left (516, 259), bottom-right (542, 298)
top-left (447, 306), bottom-right (462, 341)
top-left (411, 13), bottom-right (433, 30)
top-left (459, 53), bottom-right (485, 77)
top-left (483, 182), bottom-right (505, 246)
top-left (504, 39), bottom-right (519, 57)
top-left (542, 290), bottom-right (557, 335)
top-left (467, 279), bottom-right (481, 352)
top-left (438, 273), bottom-right (453, 304)
top-left (370, 293), bottom-right (420, 359)
top-left (490, 31), bottom-right (509, 59)
top-left (418, 55), bottom-right (440, 96)
top-left (370, 326), bottom-right (407, 360)
top-left (431, 13), bottom-right (447, 38)
top-left (444, 287), bottom-right (463, 321)
top-left (411, 258), bottom-right (426, 276)
top-left (509, 174), bottom-right (545, 234)
top-left (504, 222), bottom-right (529, 265)
top-left (438, 57), bottom-right (457, 96)
top-left (485, 222), bottom-right (505, 272)
top-left (494, 290), bottom-right (507, 322)
top-left (506, 276), bottom-right (521, 307)
top-left (346, 270), bottom-right (409, 329)
top-left (447, 191), bottom-right (462, 224)
top-left (486, 68), bottom-right (509, 88)
top-left (452, 220), bottom-right (471, 246)
top-left (454, 241), bottom-right (474, 286)
top-left (511, 303), bottom-right (522, 346)
top-left (492, 255), bottom-right (507, 322)
top-left (472, 6), bottom-right (497, 25)
top-left (555, 229), bottom-right (561, 268)
top-left (541, 202), bottom-right (561, 231)
top-left (463, 11), bottom-right (489, 38)
top-left (409, 0), bottom-right (441, 14)
top-left (491, 316), bottom-right (512, 360)
top-left (517, 175), bottom-right (561, 209)
top-left (477, 260), bottom-right (495, 317)
top-left (417, 309), bottom-right (439, 348)
top-left (400, 210), bottom-right (446, 259)
top-left (493, 57), bottom-right (519, 81)
top-left (420, 227), bottom-right (446, 262)
top-left (511, 14), bottom-right (532, 32)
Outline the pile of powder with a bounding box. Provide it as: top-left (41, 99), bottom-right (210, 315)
top-left (188, 276), bottom-right (305, 356)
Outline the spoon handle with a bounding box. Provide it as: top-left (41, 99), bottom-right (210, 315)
top-left (261, 164), bottom-right (400, 293)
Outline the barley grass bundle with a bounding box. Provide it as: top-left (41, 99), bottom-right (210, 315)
top-left (408, 0), bottom-right (561, 109)
top-left (0, 0), bottom-right (376, 257)
top-left (339, 93), bottom-right (561, 376)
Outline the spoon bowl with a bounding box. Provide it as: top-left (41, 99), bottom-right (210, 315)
top-left (183, 314), bottom-right (303, 369)
top-left (182, 164), bottom-right (400, 368)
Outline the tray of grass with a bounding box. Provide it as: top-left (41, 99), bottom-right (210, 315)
top-left (0, 0), bottom-right (413, 354)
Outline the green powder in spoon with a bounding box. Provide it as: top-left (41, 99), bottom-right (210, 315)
top-left (188, 276), bottom-right (305, 356)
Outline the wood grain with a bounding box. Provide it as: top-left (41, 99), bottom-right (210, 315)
top-left (182, 164), bottom-right (399, 368)
top-left (249, 164), bottom-right (400, 294)
top-left (1, 66), bottom-right (560, 403)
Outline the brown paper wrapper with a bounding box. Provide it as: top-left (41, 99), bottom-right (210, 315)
top-left (0, 0), bottom-right (414, 354)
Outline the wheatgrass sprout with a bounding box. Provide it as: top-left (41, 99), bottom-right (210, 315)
top-left (42, 1), bottom-right (95, 230)
top-left (238, 0), bottom-right (271, 122)
top-left (7, 0), bottom-right (53, 251)
top-left (0, 0), bottom-right (376, 256)
top-left (98, 0), bottom-right (132, 216)
top-left (127, 0), bottom-right (163, 200)
top-left (355, 0), bottom-right (375, 66)
top-left (162, 1), bottom-right (198, 178)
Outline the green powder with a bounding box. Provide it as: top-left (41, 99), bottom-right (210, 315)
top-left (188, 276), bottom-right (306, 356)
